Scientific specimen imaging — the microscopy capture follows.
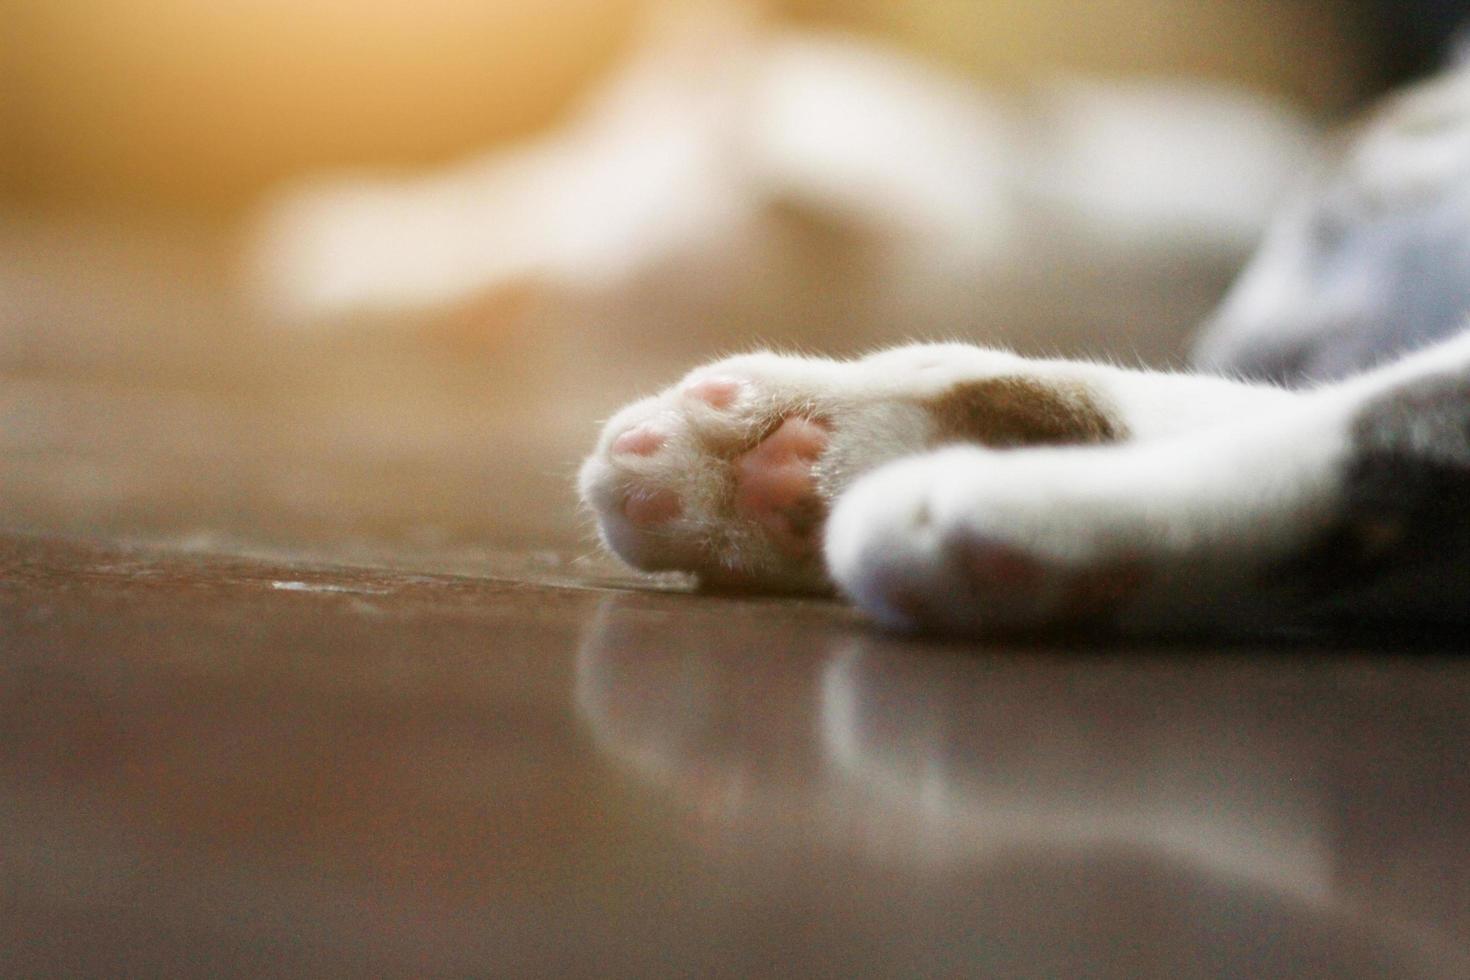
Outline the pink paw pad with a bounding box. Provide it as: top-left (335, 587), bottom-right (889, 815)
top-left (960, 539), bottom-right (1045, 594)
top-left (684, 376), bottom-right (744, 410)
top-left (1058, 560), bottom-right (1147, 620)
top-left (623, 487), bottom-right (682, 527)
top-left (732, 416), bottom-right (830, 556)
top-left (611, 424), bottom-right (665, 457)
top-left (957, 535), bottom-right (1148, 626)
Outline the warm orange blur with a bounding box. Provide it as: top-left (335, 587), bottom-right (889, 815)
top-left (8, 0), bottom-right (640, 210)
top-left (6, 0), bottom-right (1371, 213)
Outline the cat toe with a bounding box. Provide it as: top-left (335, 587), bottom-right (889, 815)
top-left (610, 423), bottom-right (667, 457)
top-left (682, 375), bottom-right (746, 410)
top-left (622, 486), bottom-right (682, 527)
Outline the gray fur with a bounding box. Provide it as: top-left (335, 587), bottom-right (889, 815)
top-left (1274, 370), bottom-right (1470, 625)
top-left (1194, 68), bottom-right (1470, 385)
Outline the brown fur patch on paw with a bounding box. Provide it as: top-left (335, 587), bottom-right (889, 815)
top-left (924, 376), bottom-right (1124, 448)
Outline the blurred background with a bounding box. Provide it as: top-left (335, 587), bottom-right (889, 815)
top-left (1, 0), bottom-right (1464, 574)
top-left (16, 10), bottom-right (1470, 974)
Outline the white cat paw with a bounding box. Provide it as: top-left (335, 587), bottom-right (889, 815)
top-left (577, 345), bottom-right (1055, 590)
top-left (580, 353), bottom-right (848, 590)
top-left (824, 447), bottom-right (1157, 633)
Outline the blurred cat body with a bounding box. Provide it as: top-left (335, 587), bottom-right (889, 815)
top-left (249, 5), bottom-right (1314, 377)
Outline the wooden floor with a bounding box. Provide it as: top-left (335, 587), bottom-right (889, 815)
top-left (6, 213), bottom-right (1470, 977)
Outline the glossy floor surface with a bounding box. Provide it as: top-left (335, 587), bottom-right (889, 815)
top-left (9, 533), bottom-right (1470, 977)
top-left (5, 214), bottom-right (1470, 977)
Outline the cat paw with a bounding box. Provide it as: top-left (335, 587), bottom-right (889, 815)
top-left (580, 356), bottom-right (832, 589)
top-left (824, 447), bottom-right (1159, 633)
top-left (578, 345), bottom-right (1062, 589)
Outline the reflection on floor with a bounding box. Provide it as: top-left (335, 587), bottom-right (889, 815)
top-left (8, 533), bottom-right (1470, 976)
top-left (5, 212), bottom-right (1470, 976)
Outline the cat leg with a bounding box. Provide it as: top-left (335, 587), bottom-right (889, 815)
top-left (579, 344), bottom-right (1294, 590)
top-left (826, 333), bottom-right (1470, 634)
